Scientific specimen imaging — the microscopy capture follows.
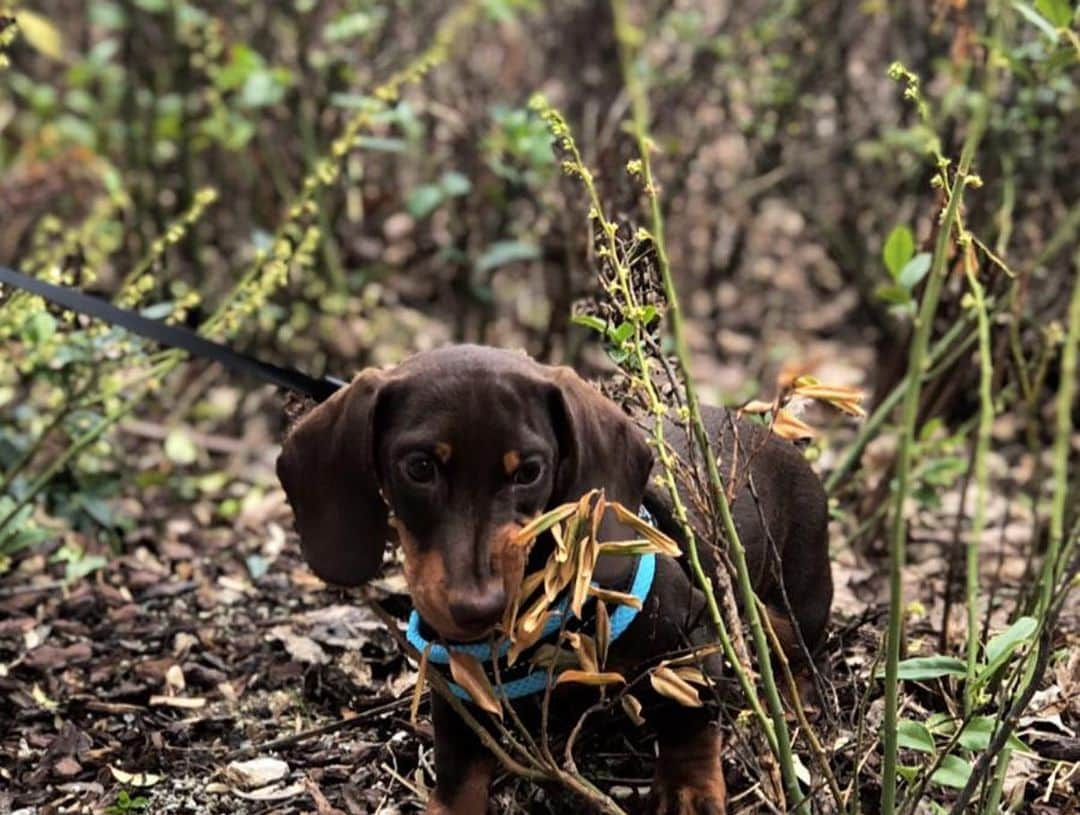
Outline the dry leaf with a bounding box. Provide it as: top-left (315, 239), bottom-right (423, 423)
top-left (650, 666), bottom-right (703, 707)
top-left (570, 534), bottom-right (598, 618)
top-left (565, 632), bottom-right (599, 673)
top-left (233, 783), bottom-right (306, 801)
top-left (164, 663), bottom-right (186, 693)
top-left (530, 644), bottom-right (579, 671)
top-left (508, 606), bottom-right (551, 666)
top-left (503, 570), bottom-right (544, 634)
top-left (595, 600), bottom-right (610, 666)
top-left (149, 695), bottom-right (206, 709)
top-left (609, 503), bottom-right (681, 557)
top-left (771, 408), bottom-right (816, 441)
top-left (448, 652), bottom-right (502, 718)
top-left (555, 670), bottom-right (626, 687)
top-left (512, 503), bottom-right (578, 547)
top-left (224, 757), bottom-right (290, 790)
top-left (621, 694), bottom-right (646, 726)
top-left (588, 585), bottom-right (643, 609)
top-left (739, 399), bottom-right (776, 415)
top-left (791, 377), bottom-right (866, 417)
top-left (109, 766), bottom-right (163, 787)
top-left (597, 539), bottom-right (658, 556)
top-left (673, 666), bottom-right (708, 686)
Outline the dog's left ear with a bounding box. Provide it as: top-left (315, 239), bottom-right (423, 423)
top-left (544, 365), bottom-right (654, 508)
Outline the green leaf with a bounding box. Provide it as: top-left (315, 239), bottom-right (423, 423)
top-left (879, 655), bottom-right (967, 680)
top-left (572, 314), bottom-right (607, 334)
top-left (875, 283), bottom-right (912, 305)
top-left (24, 311), bottom-right (57, 343)
top-left (132, 0), bottom-right (169, 12)
top-left (323, 10), bottom-right (383, 42)
top-left (407, 184), bottom-right (445, 219)
top-left (978, 616), bottom-right (1038, 682)
top-left (955, 716), bottom-right (1029, 753)
top-left (440, 170), bottom-right (472, 198)
top-left (1035, 0), bottom-right (1072, 27)
top-left (214, 44), bottom-right (263, 92)
top-left (883, 225), bottom-right (915, 278)
top-left (355, 136), bottom-right (407, 153)
top-left (239, 69), bottom-right (287, 108)
top-left (898, 252), bottom-right (932, 289)
top-left (1012, 2), bottom-right (1060, 41)
top-left (610, 321), bottom-right (635, 344)
top-left (920, 456), bottom-right (967, 486)
top-left (475, 240), bottom-right (539, 273)
top-left (897, 719), bottom-right (936, 753)
top-left (16, 10), bottom-right (65, 60)
top-left (164, 429), bottom-right (198, 465)
top-left (929, 753), bottom-right (972, 789)
top-left (65, 553), bottom-right (107, 583)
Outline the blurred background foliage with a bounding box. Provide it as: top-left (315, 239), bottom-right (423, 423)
top-left (0, 0), bottom-right (1076, 567)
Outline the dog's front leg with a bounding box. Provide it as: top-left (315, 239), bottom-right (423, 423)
top-left (426, 693), bottom-right (495, 815)
top-left (649, 708), bottom-right (727, 815)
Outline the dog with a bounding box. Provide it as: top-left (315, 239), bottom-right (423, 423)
top-left (277, 344), bottom-right (832, 814)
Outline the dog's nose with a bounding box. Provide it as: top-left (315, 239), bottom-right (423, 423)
top-left (448, 584), bottom-right (507, 631)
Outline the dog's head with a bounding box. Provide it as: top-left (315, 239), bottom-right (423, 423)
top-left (277, 345), bottom-right (653, 642)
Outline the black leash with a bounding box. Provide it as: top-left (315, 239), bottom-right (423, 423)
top-left (0, 264), bottom-right (346, 402)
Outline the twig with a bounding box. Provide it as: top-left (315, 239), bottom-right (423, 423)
top-left (229, 696), bottom-right (416, 759)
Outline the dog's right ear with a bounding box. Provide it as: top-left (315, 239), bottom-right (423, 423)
top-left (276, 369), bottom-right (390, 586)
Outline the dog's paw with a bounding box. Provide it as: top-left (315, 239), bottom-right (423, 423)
top-left (648, 724), bottom-right (728, 815)
top-left (647, 782), bottom-right (727, 815)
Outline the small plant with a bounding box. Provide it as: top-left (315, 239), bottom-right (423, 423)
top-left (105, 789), bottom-right (150, 815)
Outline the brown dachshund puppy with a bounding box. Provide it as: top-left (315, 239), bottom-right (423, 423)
top-left (277, 345), bottom-right (832, 815)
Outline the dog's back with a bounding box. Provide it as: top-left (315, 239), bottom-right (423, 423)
top-left (643, 404), bottom-right (832, 656)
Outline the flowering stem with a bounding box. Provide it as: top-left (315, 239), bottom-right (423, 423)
top-left (881, 93), bottom-right (987, 813)
top-left (610, 2), bottom-right (804, 809)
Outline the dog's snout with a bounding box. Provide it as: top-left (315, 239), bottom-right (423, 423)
top-left (448, 584), bottom-right (507, 630)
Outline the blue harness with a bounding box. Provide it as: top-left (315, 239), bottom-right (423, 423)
top-left (405, 507), bottom-right (659, 701)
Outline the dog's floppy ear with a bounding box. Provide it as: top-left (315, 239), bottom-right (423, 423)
top-left (277, 369), bottom-right (390, 586)
top-left (545, 365), bottom-right (654, 508)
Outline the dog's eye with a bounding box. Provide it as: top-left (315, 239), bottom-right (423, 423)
top-left (404, 455), bottom-right (437, 485)
top-left (513, 459), bottom-right (544, 486)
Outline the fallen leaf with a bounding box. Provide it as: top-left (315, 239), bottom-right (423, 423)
top-left (53, 756), bottom-right (82, 777)
top-left (149, 695), bottom-right (206, 709)
top-left (234, 782), bottom-right (306, 801)
top-left (165, 663), bottom-right (186, 693)
top-left (225, 757), bottom-right (290, 790)
top-left (267, 625), bottom-right (329, 665)
top-left (109, 766), bottom-right (163, 787)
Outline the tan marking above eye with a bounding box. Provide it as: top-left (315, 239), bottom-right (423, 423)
top-left (502, 450), bottom-right (521, 475)
top-left (434, 442), bottom-right (452, 463)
